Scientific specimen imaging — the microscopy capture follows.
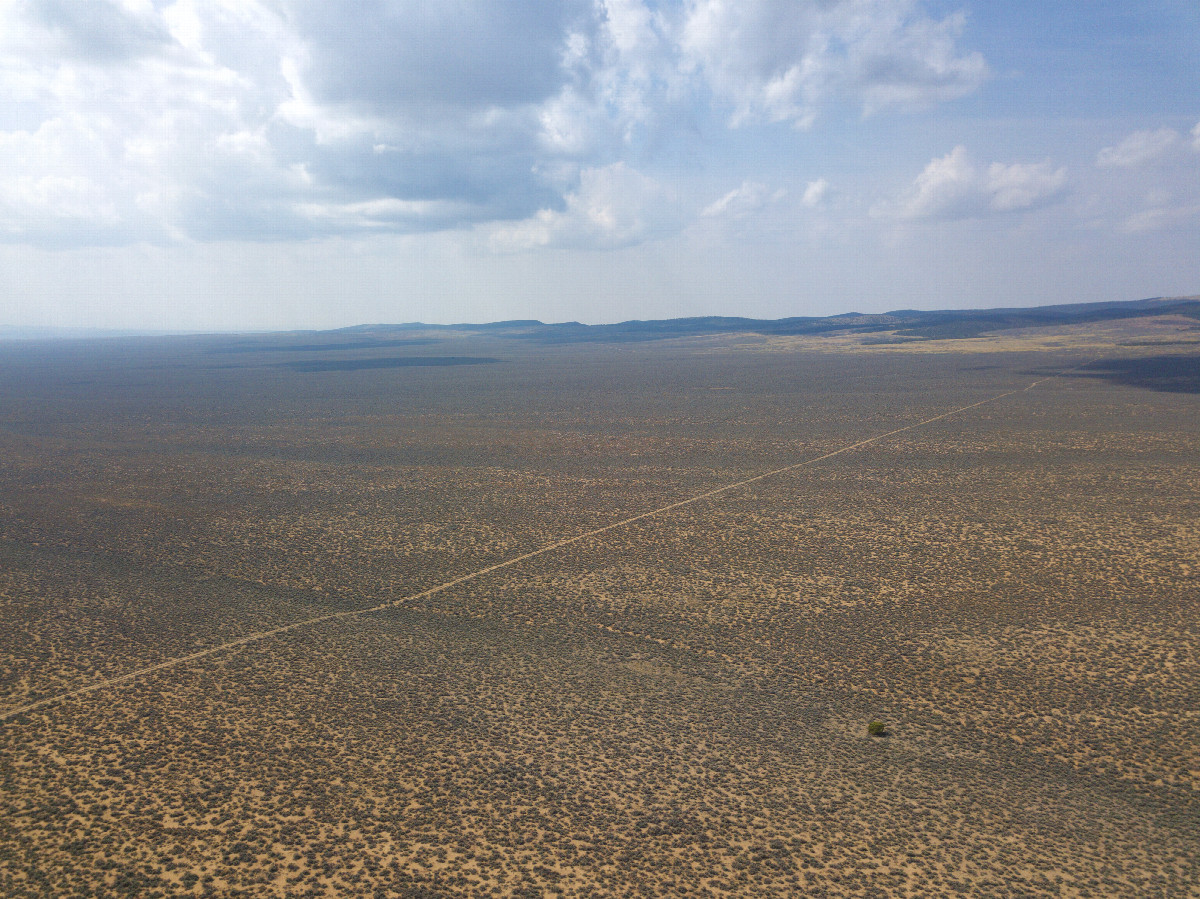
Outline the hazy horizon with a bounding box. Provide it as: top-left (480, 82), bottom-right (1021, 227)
top-left (1, 293), bottom-right (1194, 342)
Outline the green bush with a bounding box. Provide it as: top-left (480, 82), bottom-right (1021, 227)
top-left (867, 720), bottom-right (887, 737)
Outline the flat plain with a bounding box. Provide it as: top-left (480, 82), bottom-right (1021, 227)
top-left (1, 307), bottom-right (1198, 897)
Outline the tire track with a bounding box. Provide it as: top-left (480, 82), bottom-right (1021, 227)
top-left (2, 375), bottom-right (1057, 724)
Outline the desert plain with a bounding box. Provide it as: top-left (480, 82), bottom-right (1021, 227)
top-left (1, 302), bottom-right (1198, 897)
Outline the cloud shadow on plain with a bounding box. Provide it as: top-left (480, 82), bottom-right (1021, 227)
top-left (281, 356), bottom-right (499, 373)
top-left (1070, 354), bottom-right (1200, 394)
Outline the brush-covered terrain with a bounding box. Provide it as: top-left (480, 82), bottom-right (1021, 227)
top-left (2, 299), bottom-right (1198, 897)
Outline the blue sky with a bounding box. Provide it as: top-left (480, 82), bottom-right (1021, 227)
top-left (1, 0), bottom-right (1197, 331)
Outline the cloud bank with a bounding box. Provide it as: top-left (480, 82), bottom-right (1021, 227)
top-left (0, 0), bottom-right (989, 248)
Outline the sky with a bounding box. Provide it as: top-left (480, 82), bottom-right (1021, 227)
top-left (1, 0), bottom-right (1198, 331)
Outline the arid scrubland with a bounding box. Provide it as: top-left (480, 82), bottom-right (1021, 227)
top-left (1, 313), bottom-right (1198, 896)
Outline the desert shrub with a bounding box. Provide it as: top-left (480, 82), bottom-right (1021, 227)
top-left (867, 721), bottom-right (887, 737)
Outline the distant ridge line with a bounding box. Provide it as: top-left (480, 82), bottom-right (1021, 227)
top-left (5, 296), bottom-right (1197, 343)
top-left (323, 296), bottom-right (1200, 346)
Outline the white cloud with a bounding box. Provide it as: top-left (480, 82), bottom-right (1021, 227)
top-left (26, 0), bottom-right (172, 63)
top-left (877, 146), bottom-right (1067, 220)
top-left (880, 145), bottom-right (976, 219)
top-left (487, 163), bottom-right (680, 251)
top-left (1120, 207), bottom-right (1168, 234)
top-left (0, 0), bottom-right (310, 243)
top-left (987, 160), bottom-right (1068, 212)
top-left (0, 0), bottom-right (987, 247)
top-left (701, 180), bottom-right (785, 218)
top-left (677, 0), bottom-right (987, 128)
top-left (538, 87), bottom-right (600, 155)
top-left (1089, 122), bottom-right (1200, 235)
top-left (1097, 128), bottom-right (1183, 168)
top-left (0, 109), bottom-right (152, 243)
top-left (295, 197), bottom-right (483, 233)
top-left (801, 177), bottom-right (830, 208)
top-left (1, 0), bottom-right (570, 244)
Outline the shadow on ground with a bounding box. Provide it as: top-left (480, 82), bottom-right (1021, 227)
top-left (281, 356), bottom-right (499, 373)
top-left (1071, 355), bottom-right (1200, 394)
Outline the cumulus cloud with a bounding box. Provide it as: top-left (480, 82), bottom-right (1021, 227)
top-left (987, 160), bottom-right (1069, 212)
top-left (883, 146), bottom-right (977, 219)
top-left (0, 92), bottom-right (175, 244)
top-left (1097, 128), bottom-right (1184, 168)
top-left (1096, 123), bottom-right (1200, 170)
top-left (291, 2), bottom-right (577, 114)
top-left (488, 163), bottom-right (680, 251)
top-left (677, 0), bottom-right (987, 127)
top-left (27, 0), bottom-right (173, 63)
top-left (876, 146), bottom-right (1067, 220)
top-left (0, 0), bottom-right (987, 247)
